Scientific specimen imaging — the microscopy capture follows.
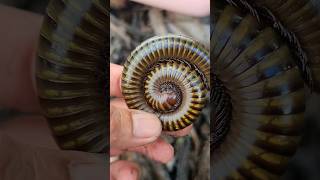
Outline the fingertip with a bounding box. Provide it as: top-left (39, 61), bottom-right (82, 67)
top-left (110, 106), bottom-right (162, 149)
top-left (117, 166), bottom-right (139, 180)
top-left (129, 138), bottom-right (174, 163)
top-left (189, 0), bottom-right (210, 17)
top-left (148, 138), bottom-right (174, 163)
top-left (131, 110), bottom-right (162, 139)
top-left (152, 139), bottom-right (174, 163)
top-left (157, 141), bottom-right (174, 163)
top-left (111, 161), bottom-right (139, 180)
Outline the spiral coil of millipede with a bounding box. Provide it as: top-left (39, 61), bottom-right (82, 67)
top-left (212, 0), bottom-right (320, 179)
top-left (35, 0), bottom-right (320, 179)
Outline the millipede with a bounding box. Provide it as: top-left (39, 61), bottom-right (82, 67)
top-left (35, 0), bottom-right (108, 153)
top-left (212, 0), bottom-right (320, 179)
top-left (121, 35), bottom-right (210, 131)
top-left (34, 0), bottom-right (320, 178)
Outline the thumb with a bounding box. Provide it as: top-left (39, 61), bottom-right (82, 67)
top-left (110, 105), bottom-right (162, 149)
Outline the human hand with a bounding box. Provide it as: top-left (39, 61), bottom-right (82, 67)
top-left (109, 63), bottom-right (193, 180)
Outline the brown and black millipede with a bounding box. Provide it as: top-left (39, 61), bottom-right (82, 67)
top-left (35, 0), bottom-right (108, 153)
top-left (35, 0), bottom-right (210, 152)
top-left (121, 35), bottom-right (210, 131)
top-left (34, 1), bottom-right (320, 179)
top-left (212, 0), bottom-right (320, 179)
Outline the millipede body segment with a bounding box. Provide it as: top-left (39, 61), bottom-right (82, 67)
top-left (212, 0), bottom-right (320, 179)
top-left (121, 35), bottom-right (210, 131)
top-left (35, 2), bottom-right (320, 178)
top-left (36, 0), bottom-right (108, 153)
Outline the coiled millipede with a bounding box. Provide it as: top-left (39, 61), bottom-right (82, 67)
top-left (35, 0), bottom-right (209, 152)
top-left (36, 0), bottom-right (108, 153)
top-left (34, 0), bottom-right (320, 178)
top-left (121, 35), bottom-right (210, 131)
top-left (212, 0), bottom-right (320, 179)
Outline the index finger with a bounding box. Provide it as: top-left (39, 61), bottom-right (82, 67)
top-left (110, 63), bottom-right (123, 97)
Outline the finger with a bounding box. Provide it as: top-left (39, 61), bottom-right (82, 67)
top-left (164, 125), bottom-right (193, 137)
top-left (130, 0), bottom-right (210, 17)
top-left (110, 148), bottom-right (124, 156)
top-left (111, 98), bottom-right (193, 137)
top-left (110, 160), bottom-right (139, 180)
top-left (110, 138), bottom-right (174, 163)
top-left (0, 5), bottom-right (43, 113)
top-left (110, 98), bottom-right (128, 109)
top-left (110, 104), bottom-right (162, 149)
top-left (130, 138), bottom-right (174, 163)
top-left (110, 63), bottom-right (124, 97)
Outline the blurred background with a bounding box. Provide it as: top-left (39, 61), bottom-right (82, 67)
top-left (0, 0), bottom-right (319, 179)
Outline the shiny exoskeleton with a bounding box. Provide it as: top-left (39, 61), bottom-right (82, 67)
top-left (212, 0), bottom-right (320, 179)
top-left (122, 35), bottom-right (210, 131)
top-left (36, 0), bottom-right (108, 153)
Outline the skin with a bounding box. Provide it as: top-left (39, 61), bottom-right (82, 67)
top-left (131, 0), bottom-right (210, 17)
top-left (0, 0), bottom-right (209, 180)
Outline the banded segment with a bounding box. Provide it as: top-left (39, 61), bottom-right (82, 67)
top-left (212, 5), bottom-right (305, 179)
top-left (122, 35), bottom-right (210, 131)
top-left (36, 0), bottom-right (108, 153)
top-left (232, 0), bottom-right (320, 91)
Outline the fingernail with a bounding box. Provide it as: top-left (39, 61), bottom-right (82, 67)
top-left (118, 166), bottom-right (139, 180)
top-left (129, 167), bottom-right (138, 180)
top-left (132, 111), bottom-right (161, 138)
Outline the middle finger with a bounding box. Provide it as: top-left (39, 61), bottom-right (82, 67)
top-left (110, 137), bottom-right (174, 163)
